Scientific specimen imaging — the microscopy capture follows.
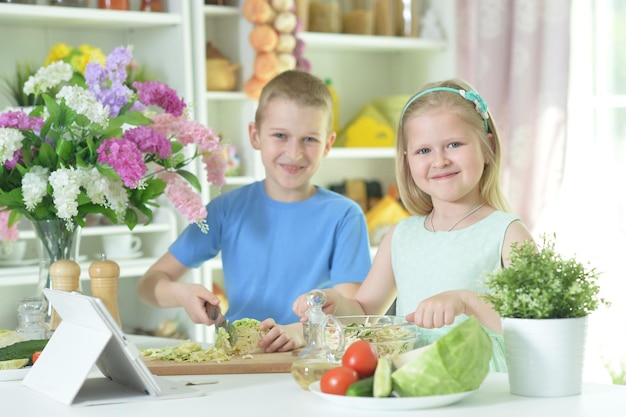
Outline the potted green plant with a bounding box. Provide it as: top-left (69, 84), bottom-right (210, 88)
top-left (482, 233), bottom-right (610, 397)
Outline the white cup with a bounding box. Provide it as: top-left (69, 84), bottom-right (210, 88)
top-left (0, 240), bottom-right (27, 262)
top-left (101, 234), bottom-right (142, 260)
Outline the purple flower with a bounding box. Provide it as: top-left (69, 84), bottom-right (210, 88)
top-left (123, 126), bottom-right (172, 159)
top-left (0, 110), bottom-right (44, 131)
top-left (97, 138), bottom-right (146, 188)
top-left (85, 46), bottom-right (133, 117)
top-left (134, 81), bottom-right (186, 116)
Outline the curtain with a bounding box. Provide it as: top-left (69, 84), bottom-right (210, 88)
top-left (456, 0), bottom-right (571, 232)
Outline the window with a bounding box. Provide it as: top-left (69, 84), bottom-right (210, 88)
top-left (556, 0), bottom-right (626, 384)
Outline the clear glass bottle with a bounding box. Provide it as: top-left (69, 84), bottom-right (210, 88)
top-left (290, 290), bottom-right (344, 390)
top-left (16, 297), bottom-right (49, 341)
top-left (308, 0), bottom-right (341, 33)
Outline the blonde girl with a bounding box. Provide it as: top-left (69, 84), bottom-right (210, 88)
top-left (293, 78), bottom-right (534, 371)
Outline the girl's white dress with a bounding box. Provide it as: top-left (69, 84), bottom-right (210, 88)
top-left (391, 210), bottom-right (520, 372)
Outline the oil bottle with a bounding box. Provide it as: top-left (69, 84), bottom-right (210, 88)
top-left (290, 289), bottom-right (344, 390)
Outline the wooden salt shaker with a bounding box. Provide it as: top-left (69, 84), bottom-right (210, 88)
top-left (49, 259), bottom-right (81, 331)
top-left (89, 255), bottom-right (122, 327)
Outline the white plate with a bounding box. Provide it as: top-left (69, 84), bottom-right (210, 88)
top-left (0, 258), bottom-right (38, 267)
top-left (0, 366), bottom-right (30, 382)
top-left (94, 251), bottom-right (143, 261)
top-left (308, 381), bottom-right (476, 411)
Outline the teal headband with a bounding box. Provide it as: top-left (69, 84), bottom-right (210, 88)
top-left (400, 87), bottom-right (490, 132)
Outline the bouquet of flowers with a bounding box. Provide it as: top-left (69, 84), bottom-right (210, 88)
top-left (0, 45), bottom-right (227, 242)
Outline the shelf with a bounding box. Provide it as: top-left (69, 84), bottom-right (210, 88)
top-left (0, 3), bottom-right (181, 29)
top-left (203, 4), bottom-right (239, 17)
top-left (327, 147), bottom-right (395, 159)
top-left (0, 257), bottom-right (157, 287)
top-left (205, 91), bottom-right (250, 101)
top-left (299, 32), bottom-right (447, 52)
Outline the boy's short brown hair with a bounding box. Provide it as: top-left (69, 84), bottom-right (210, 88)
top-left (255, 70), bottom-right (333, 132)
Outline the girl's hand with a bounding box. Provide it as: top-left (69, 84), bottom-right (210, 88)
top-left (407, 290), bottom-right (466, 328)
top-left (258, 319), bottom-right (305, 352)
top-left (292, 289), bottom-right (341, 322)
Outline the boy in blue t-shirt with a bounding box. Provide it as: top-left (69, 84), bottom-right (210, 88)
top-left (137, 70), bottom-right (371, 352)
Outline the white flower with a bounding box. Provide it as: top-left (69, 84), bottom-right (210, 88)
top-left (103, 178), bottom-right (130, 219)
top-left (23, 61), bottom-right (73, 96)
top-left (49, 167), bottom-right (81, 220)
top-left (0, 128), bottom-right (23, 163)
top-left (56, 85), bottom-right (110, 127)
top-left (22, 166), bottom-right (49, 211)
top-left (79, 167), bottom-right (128, 219)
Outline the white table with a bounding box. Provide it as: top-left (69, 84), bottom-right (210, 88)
top-left (1, 371), bottom-right (625, 417)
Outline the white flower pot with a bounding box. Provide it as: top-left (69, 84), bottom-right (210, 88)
top-left (502, 316), bottom-right (588, 397)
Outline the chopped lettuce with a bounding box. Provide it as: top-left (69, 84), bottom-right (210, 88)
top-left (141, 318), bottom-right (268, 363)
top-left (391, 316), bottom-right (492, 397)
top-left (227, 318), bottom-right (267, 355)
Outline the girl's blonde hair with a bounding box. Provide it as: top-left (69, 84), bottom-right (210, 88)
top-left (395, 78), bottom-right (510, 215)
top-left (255, 70), bottom-right (333, 133)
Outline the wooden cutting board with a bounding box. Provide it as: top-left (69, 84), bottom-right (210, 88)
top-left (143, 351), bottom-right (300, 376)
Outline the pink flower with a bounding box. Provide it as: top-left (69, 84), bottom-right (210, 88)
top-left (159, 171), bottom-right (208, 225)
top-left (123, 126), bottom-right (172, 159)
top-left (133, 80), bottom-right (186, 117)
top-left (150, 113), bottom-right (221, 154)
top-left (0, 210), bottom-right (19, 242)
top-left (203, 150), bottom-right (227, 188)
top-left (0, 110), bottom-right (44, 131)
top-left (97, 138), bottom-right (147, 188)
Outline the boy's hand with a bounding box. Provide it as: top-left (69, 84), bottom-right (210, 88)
top-left (174, 282), bottom-right (222, 326)
top-left (258, 319), bottom-right (304, 352)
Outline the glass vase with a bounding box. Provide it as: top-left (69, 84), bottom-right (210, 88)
top-left (33, 219), bottom-right (81, 299)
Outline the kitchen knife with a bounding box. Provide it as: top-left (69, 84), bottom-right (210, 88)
top-left (205, 302), bottom-right (238, 345)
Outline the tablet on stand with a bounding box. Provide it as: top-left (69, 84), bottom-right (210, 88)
top-left (22, 289), bottom-right (203, 406)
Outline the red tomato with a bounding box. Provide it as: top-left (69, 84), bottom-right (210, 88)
top-left (342, 340), bottom-right (378, 378)
top-left (32, 351), bottom-right (42, 364)
top-left (319, 366), bottom-right (359, 395)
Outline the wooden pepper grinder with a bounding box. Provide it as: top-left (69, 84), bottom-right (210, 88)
top-left (49, 259), bottom-right (81, 331)
top-left (89, 255), bottom-right (122, 328)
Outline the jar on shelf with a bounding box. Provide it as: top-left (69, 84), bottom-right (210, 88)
top-left (141, 0), bottom-right (163, 12)
top-left (98, 0), bottom-right (129, 10)
top-left (16, 297), bottom-right (49, 341)
top-left (374, 0), bottom-right (394, 36)
top-left (48, 0), bottom-right (87, 6)
top-left (308, 0), bottom-right (341, 34)
top-left (395, 0), bottom-right (420, 37)
top-left (342, 0), bottom-right (374, 35)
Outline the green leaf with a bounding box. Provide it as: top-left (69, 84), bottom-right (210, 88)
top-left (56, 139), bottom-right (75, 161)
top-left (176, 169), bottom-right (201, 192)
top-left (38, 142), bottom-right (58, 168)
top-left (116, 110), bottom-right (152, 126)
top-left (42, 94), bottom-right (60, 121)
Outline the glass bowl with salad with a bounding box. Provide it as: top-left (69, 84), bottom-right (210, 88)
top-left (322, 315), bottom-right (419, 358)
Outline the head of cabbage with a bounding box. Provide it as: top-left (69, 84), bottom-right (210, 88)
top-left (391, 316), bottom-right (492, 397)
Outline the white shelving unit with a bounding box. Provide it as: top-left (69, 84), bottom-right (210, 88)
top-left (0, 1), bottom-right (196, 335)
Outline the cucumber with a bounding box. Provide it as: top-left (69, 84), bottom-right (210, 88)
top-left (346, 376), bottom-right (374, 397)
top-left (373, 357), bottom-right (393, 398)
top-left (0, 339), bottom-right (48, 364)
